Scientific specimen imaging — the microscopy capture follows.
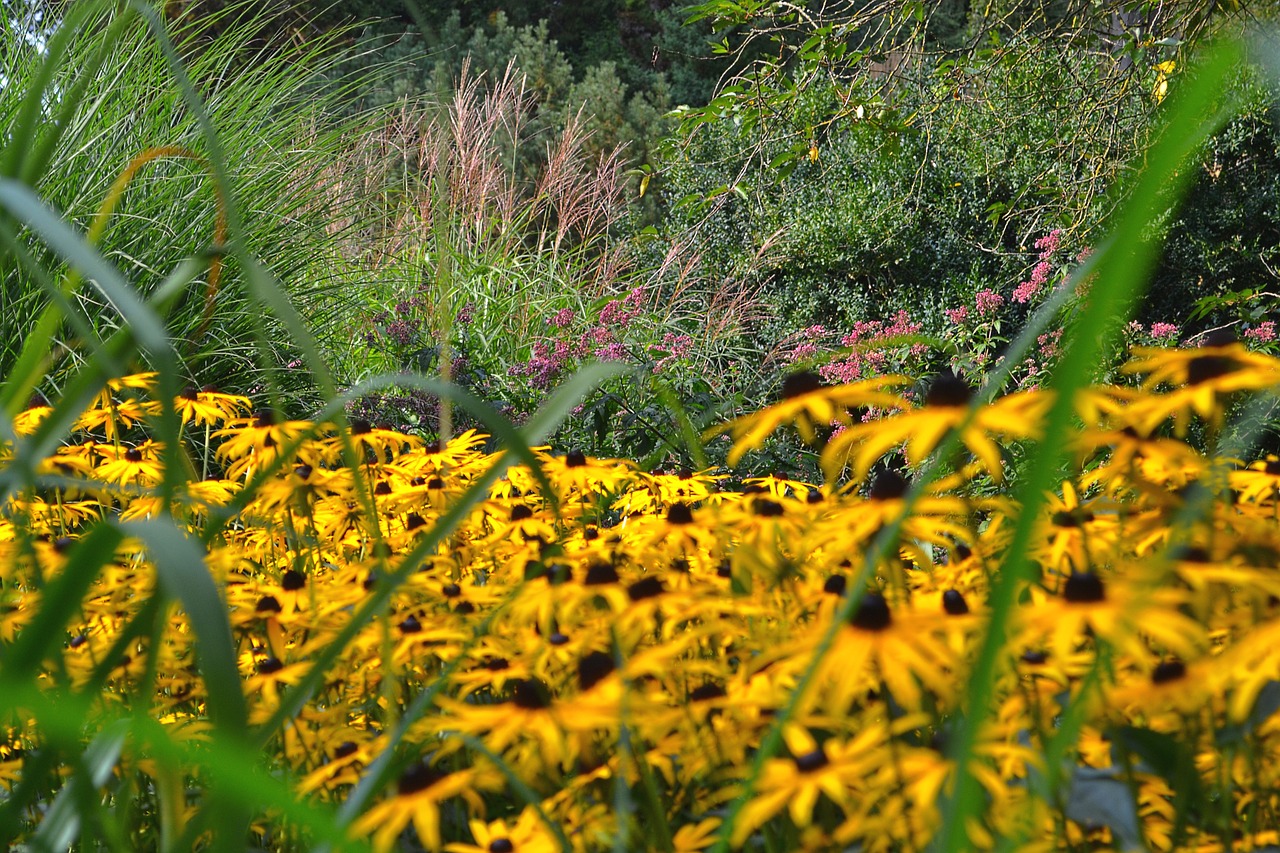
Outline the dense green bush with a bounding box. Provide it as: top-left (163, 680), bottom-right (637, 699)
top-left (657, 39), bottom-right (1159, 345)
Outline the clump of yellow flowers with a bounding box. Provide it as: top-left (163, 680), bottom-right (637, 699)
top-left (6, 338), bottom-right (1280, 852)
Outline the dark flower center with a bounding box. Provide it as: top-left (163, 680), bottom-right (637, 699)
top-left (753, 498), bottom-right (785, 517)
top-left (254, 409), bottom-right (277, 427)
top-left (1063, 571), bottom-right (1105, 603)
top-left (925, 371), bottom-right (973, 407)
top-left (511, 505), bottom-right (534, 521)
top-left (780, 370), bottom-right (824, 400)
top-left (124, 448), bottom-right (144, 463)
top-left (333, 741), bottom-right (358, 759)
top-left (255, 595), bottom-right (282, 613)
top-left (577, 650), bottom-right (615, 691)
top-left (868, 470), bottom-right (909, 501)
top-left (584, 561), bottom-right (619, 585)
top-left (489, 841), bottom-right (515, 853)
top-left (666, 503), bottom-right (694, 525)
top-left (281, 570), bottom-right (306, 591)
top-left (349, 418), bottom-right (372, 435)
top-left (628, 576), bottom-right (665, 601)
top-left (1052, 508), bottom-right (1094, 528)
top-left (1021, 650), bottom-right (1048, 665)
top-left (850, 591), bottom-right (892, 631)
top-left (398, 615), bottom-right (422, 634)
top-left (1152, 660), bottom-right (1187, 684)
top-left (942, 589), bottom-right (969, 615)
top-left (689, 683), bottom-right (726, 702)
top-left (823, 575), bottom-right (847, 596)
top-left (510, 678), bottom-right (551, 710)
top-left (397, 762), bottom-right (446, 795)
top-left (794, 748), bottom-right (829, 773)
top-left (565, 450), bottom-right (587, 467)
top-left (256, 657), bottom-right (284, 675)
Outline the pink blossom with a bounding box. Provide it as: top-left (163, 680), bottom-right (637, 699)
top-left (944, 305), bottom-right (970, 325)
top-left (651, 333), bottom-right (695, 371)
top-left (595, 342), bottom-right (629, 361)
top-left (549, 308), bottom-right (575, 328)
top-left (1149, 322), bottom-right (1179, 340)
top-left (975, 289), bottom-right (1004, 317)
top-left (1034, 229), bottom-right (1062, 256)
top-left (1246, 321), bottom-right (1277, 344)
top-left (790, 342), bottom-right (821, 362)
top-left (1012, 280), bottom-right (1040, 304)
top-left (1037, 328), bottom-right (1062, 360)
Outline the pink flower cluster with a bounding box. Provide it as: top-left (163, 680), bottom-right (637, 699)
top-left (944, 305), bottom-right (969, 326)
top-left (511, 288), bottom-right (652, 387)
top-left (820, 311), bottom-right (925, 384)
top-left (975, 288), bottom-right (1005, 317)
top-left (786, 325), bottom-right (829, 363)
top-left (511, 340), bottom-right (574, 388)
top-left (1037, 328), bottom-right (1062, 360)
top-left (599, 288), bottom-right (646, 327)
top-left (1149, 322), bottom-right (1180, 341)
top-left (1246, 321), bottom-right (1277, 344)
top-left (1014, 228), bottom-right (1064, 304)
top-left (651, 333), bottom-right (695, 372)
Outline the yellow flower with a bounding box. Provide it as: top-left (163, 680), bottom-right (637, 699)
top-left (443, 807), bottom-right (561, 853)
top-left (708, 372), bottom-right (911, 466)
top-left (820, 373), bottom-right (1049, 482)
top-left (731, 723), bottom-right (888, 846)
top-left (353, 763), bottom-right (497, 852)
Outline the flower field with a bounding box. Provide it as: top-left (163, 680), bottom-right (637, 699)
top-left (7, 336), bottom-right (1280, 851)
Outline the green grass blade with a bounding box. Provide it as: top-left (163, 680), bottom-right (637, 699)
top-left (28, 719), bottom-right (129, 853)
top-left (121, 517), bottom-right (247, 733)
top-left (934, 38), bottom-right (1246, 852)
top-left (1, 522), bottom-right (123, 678)
top-left (0, 178), bottom-right (172, 358)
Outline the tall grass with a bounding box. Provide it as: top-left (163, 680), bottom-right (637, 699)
top-left (322, 62), bottom-right (766, 457)
top-left (0, 1), bottom-right (373, 405)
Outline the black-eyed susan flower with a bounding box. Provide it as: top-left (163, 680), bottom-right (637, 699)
top-left (820, 372), bottom-right (1050, 482)
top-left (710, 372), bottom-right (912, 467)
top-left (353, 762), bottom-right (500, 852)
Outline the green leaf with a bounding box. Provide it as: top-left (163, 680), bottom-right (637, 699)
top-left (28, 719), bottom-right (129, 853)
top-left (122, 517), bottom-right (247, 733)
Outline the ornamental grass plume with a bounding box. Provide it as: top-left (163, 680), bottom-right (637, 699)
top-left (10, 343), bottom-right (1280, 850)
